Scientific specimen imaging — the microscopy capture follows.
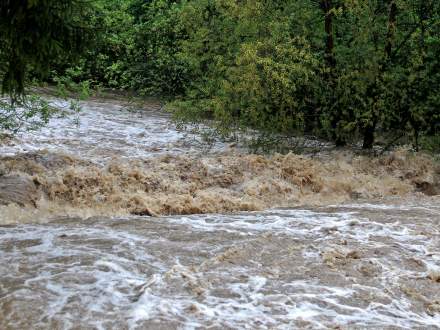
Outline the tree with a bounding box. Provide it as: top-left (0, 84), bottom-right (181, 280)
top-left (0, 0), bottom-right (93, 98)
top-left (159, 0), bottom-right (440, 151)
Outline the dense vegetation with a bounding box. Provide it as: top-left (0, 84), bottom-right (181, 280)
top-left (1, 0), bottom-right (439, 151)
top-left (0, 0), bottom-right (93, 131)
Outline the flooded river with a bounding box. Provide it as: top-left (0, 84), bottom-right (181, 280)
top-left (1, 97), bottom-right (439, 329)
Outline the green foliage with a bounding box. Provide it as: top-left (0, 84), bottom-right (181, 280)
top-left (128, 0), bottom-right (189, 96)
top-left (0, 0), bottom-right (93, 97)
top-left (52, 0), bottom-right (188, 96)
top-left (171, 1), bottom-right (318, 139)
top-left (0, 96), bottom-right (54, 133)
top-left (170, 0), bottom-right (440, 150)
top-left (3, 0), bottom-right (438, 151)
top-left (49, 0), bottom-right (135, 90)
top-left (420, 135), bottom-right (440, 153)
top-left (0, 0), bottom-right (94, 134)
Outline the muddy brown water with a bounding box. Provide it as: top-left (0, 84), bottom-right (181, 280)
top-left (1, 97), bottom-right (440, 329)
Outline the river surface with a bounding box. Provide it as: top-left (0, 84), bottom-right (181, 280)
top-left (1, 97), bottom-right (440, 329)
top-left (0, 98), bottom-right (222, 161)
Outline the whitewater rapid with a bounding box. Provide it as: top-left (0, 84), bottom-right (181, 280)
top-left (1, 95), bottom-right (439, 329)
top-left (0, 97), bottom-right (228, 161)
top-left (1, 203), bottom-right (440, 329)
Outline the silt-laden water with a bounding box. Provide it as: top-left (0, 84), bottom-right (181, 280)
top-left (1, 96), bottom-right (439, 329)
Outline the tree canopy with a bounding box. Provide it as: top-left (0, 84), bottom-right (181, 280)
top-left (0, 0), bottom-right (92, 97)
top-left (1, 0), bottom-right (439, 151)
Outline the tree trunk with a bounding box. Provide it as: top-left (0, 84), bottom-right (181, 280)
top-left (320, 0), bottom-right (336, 70)
top-left (320, 1), bottom-right (345, 146)
top-left (385, 1), bottom-right (397, 59)
top-left (362, 122), bottom-right (376, 149)
top-left (363, 0), bottom-right (397, 149)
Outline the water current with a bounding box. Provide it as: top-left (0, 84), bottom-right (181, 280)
top-left (1, 97), bottom-right (439, 329)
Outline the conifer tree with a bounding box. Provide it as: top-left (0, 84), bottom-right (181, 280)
top-left (0, 0), bottom-right (92, 98)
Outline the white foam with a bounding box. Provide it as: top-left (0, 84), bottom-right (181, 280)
top-left (0, 98), bottom-right (226, 162)
top-left (1, 204), bottom-right (439, 329)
